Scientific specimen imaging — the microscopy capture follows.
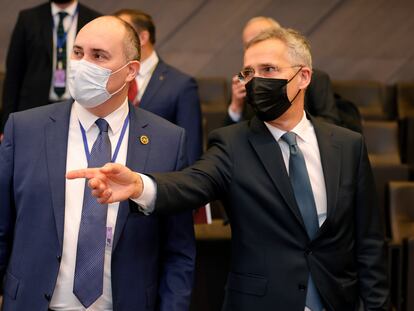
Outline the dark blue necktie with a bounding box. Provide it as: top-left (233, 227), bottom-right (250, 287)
top-left (54, 11), bottom-right (68, 97)
top-left (74, 119), bottom-right (111, 308)
top-left (281, 132), bottom-right (324, 311)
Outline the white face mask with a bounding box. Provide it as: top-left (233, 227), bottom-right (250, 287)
top-left (68, 59), bottom-right (129, 108)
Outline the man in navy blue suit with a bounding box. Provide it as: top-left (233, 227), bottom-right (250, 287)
top-left (0, 16), bottom-right (195, 311)
top-left (115, 9), bottom-right (203, 164)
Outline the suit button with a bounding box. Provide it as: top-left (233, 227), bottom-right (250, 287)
top-left (56, 255), bottom-right (62, 262)
top-left (44, 293), bottom-right (52, 301)
top-left (298, 284), bottom-right (307, 291)
top-left (305, 249), bottom-right (312, 256)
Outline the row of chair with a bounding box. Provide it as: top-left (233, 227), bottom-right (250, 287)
top-left (196, 77), bottom-right (414, 121)
top-left (387, 181), bottom-right (414, 311)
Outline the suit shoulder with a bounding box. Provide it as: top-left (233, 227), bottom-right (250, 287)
top-left (159, 61), bottom-right (195, 84)
top-left (10, 101), bottom-right (70, 126)
top-left (18, 2), bottom-right (50, 19)
top-left (316, 119), bottom-right (363, 142)
top-left (209, 120), bottom-right (250, 140)
top-left (136, 107), bottom-right (184, 134)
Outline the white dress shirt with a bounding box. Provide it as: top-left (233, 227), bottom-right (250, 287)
top-left (264, 111), bottom-right (327, 227)
top-left (50, 99), bottom-right (129, 310)
top-left (133, 51), bottom-right (159, 101)
top-left (49, 1), bottom-right (79, 102)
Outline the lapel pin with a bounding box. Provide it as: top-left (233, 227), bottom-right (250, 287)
top-left (159, 75), bottom-right (164, 81)
top-left (140, 135), bottom-right (149, 145)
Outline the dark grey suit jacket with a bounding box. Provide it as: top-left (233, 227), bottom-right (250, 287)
top-left (151, 116), bottom-right (389, 311)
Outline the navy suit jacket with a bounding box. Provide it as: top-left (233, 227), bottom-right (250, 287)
top-left (0, 101), bottom-right (195, 311)
top-left (140, 59), bottom-right (203, 164)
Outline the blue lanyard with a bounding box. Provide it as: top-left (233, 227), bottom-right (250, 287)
top-left (53, 5), bottom-right (79, 50)
top-left (79, 113), bottom-right (130, 164)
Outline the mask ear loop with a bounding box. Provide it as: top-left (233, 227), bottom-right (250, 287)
top-left (287, 66), bottom-right (303, 83)
top-left (286, 66), bottom-right (304, 104)
top-left (107, 61), bottom-right (132, 96)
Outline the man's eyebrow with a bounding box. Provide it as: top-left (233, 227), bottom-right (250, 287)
top-left (91, 48), bottom-right (111, 57)
top-left (73, 44), bottom-right (83, 50)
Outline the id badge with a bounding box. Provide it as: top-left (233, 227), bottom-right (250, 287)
top-left (54, 69), bottom-right (66, 88)
top-left (106, 227), bottom-right (113, 248)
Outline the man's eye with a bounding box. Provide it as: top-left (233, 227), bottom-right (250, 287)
top-left (263, 66), bottom-right (277, 73)
top-left (73, 50), bottom-right (82, 57)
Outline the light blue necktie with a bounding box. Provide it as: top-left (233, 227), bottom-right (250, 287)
top-left (74, 119), bottom-right (111, 308)
top-left (281, 132), bottom-right (324, 311)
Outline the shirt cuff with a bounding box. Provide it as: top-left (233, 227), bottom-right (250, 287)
top-left (130, 173), bottom-right (157, 215)
top-left (228, 105), bottom-right (242, 122)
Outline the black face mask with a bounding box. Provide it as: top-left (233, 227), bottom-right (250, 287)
top-left (245, 69), bottom-right (302, 122)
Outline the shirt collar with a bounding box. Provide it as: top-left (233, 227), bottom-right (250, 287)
top-left (74, 98), bottom-right (129, 135)
top-left (139, 51), bottom-right (159, 77)
top-left (264, 111), bottom-right (314, 143)
top-left (51, 0), bottom-right (78, 17)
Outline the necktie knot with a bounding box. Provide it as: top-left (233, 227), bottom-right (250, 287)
top-left (281, 132), bottom-right (298, 155)
top-left (95, 119), bottom-right (109, 133)
top-left (58, 11), bottom-right (68, 21)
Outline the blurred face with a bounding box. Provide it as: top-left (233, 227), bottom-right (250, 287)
top-left (72, 18), bottom-right (135, 94)
top-left (242, 20), bottom-right (274, 47)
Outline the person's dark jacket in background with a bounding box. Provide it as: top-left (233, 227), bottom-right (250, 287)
top-left (0, 2), bottom-right (101, 132)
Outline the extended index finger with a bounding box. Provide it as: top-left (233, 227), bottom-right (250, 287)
top-left (66, 168), bottom-right (100, 180)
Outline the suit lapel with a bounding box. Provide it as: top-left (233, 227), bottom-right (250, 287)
top-left (40, 3), bottom-right (54, 59)
top-left (312, 120), bottom-right (341, 232)
top-left (247, 117), bottom-right (306, 228)
top-left (140, 61), bottom-right (168, 108)
top-left (45, 101), bottom-right (73, 249)
top-left (112, 105), bottom-right (152, 251)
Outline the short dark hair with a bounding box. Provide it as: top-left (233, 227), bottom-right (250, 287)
top-left (114, 9), bottom-right (156, 45)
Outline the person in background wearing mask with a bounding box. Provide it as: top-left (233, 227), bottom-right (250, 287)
top-left (0, 0), bottom-right (101, 140)
top-left (225, 16), bottom-right (341, 127)
top-left (0, 16), bottom-right (195, 311)
top-left (68, 28), bottom-right (389, 311)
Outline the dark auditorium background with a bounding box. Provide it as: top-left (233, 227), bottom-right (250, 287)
top-left (1, 0), bottom-right (414, 82)
top-left (1, 1), bottom-right (414, 311)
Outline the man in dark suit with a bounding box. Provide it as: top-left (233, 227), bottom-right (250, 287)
top-left (69, 27), bottom-right (389, 311)
top-left (0, 0), bottom-right (101, 135)
top-left (115, 9), bottom-right (203, 165)
top-left (0, 16), bottom-right (195, 311)
top-left (225, 16), bottom-right (340, 126)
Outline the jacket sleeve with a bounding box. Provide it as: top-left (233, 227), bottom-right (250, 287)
top-left (157, 128), bottom-right (196, 311)
top-left (174, 77), bottom-right (203, 164)
top-left (0, 115), bottom-right (16, 281)
top-left (1, 12), bottom-right (27, 133)
top-left (152, 129), bottom-right (233, 216)
top-left (355, 136), bottom-right (390, 310)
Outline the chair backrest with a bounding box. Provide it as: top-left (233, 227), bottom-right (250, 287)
top-left (388, 181), bottom-right (414, 244)
top-left (196, 77), bottom-right (229, 139)
top-left (196, 77), bottom-right (228, 109)
top-left (332, 80), bottom-right (395, 120)
top-left (397, 82), bottom-right (414, 119)
top-left (363, 120), bottom-right (401, 165)
top-left (404, 237), bottom-right (414, 311)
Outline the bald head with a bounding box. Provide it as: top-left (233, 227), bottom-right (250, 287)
top-left (76, 16), bottom-right (140, 62)
top-left (242, 16), bottom-right (281, 47)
